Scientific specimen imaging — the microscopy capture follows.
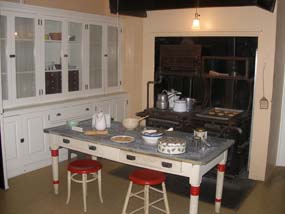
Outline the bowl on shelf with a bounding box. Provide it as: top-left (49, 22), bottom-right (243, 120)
top-left (49, 32), bottom-right (62, 40)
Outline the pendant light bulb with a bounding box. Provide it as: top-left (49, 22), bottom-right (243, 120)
top-left (192, 0), bottom-right (200, 30)
top-left (192, 12), bottom-right (200, 30)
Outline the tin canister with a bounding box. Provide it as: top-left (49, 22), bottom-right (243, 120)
top-left (194, 128), bottom-right (207, 140)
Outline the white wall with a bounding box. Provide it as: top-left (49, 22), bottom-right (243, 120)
top-left (275, 0), bottom-right (285, 166)
top-left (277, 73), bottom-right (285, 166)
top-left (142, 6), bottom-right (277, 180)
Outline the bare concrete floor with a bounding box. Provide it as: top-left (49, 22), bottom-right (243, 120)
top-left (0, 159), bottom-right (284, 214)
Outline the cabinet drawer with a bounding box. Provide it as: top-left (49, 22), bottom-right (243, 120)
top-left (119, 151), bottom-right (182, 173)
top-left (49, 103), bottom-right (92, 122)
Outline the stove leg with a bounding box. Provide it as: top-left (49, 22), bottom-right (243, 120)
top-left (189, 165), bottom-right (201, 214)
top-left (215, 151), bottom-right (227, 213)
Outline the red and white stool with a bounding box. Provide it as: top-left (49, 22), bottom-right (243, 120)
top-left (66, 159), bottom-right (103, 212)
top-left (122, 169), bottom-right (170, 214)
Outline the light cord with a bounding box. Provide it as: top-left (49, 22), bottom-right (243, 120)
top-left (262, 63), bottom-right (266, 97)
top-left (116, 0), bottom-right (119, 27)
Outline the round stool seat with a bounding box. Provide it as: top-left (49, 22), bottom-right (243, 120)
top-left (68, 159), bottom-right (102, 174)
top-left (129, 169), bottom-right (166, 185)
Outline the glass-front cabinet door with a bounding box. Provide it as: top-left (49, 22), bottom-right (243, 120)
top-left (15, 16), bottom-right (36, 99)
top-left (44, 19), bottom-right (63, 95)
top-left (106, 25), bottom-right (120, 91)
top-left (0, 15), bottom-right (8, 101)
top-left (67, 22), bottom-right (83, 92)
top-left (88, 24), bottom-right (103, 92)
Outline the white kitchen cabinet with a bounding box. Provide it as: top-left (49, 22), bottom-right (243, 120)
top-left (3, 116), bottom-right (24, 178)
top-left (0, 15), bottom-right (8, 103)
top-left (22, 113), bottom-right (49, 165)
top-left (0, 11), bottom-right (41, 107)
top-left (114, 98), bottom-right (128, 122)
top-left (87, 23), bottom-right (104, 93)
top-left (0, 3), bottom-right (122, 109)
top-left (94, 97), bottom-right (127, 121)
top-left (3, 112), bottom-right (49, 178)
top-left (106, 25), bottom-right (121, 92)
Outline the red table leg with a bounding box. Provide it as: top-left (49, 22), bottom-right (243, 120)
top-left (51, 149), bottom-right (59, 194)
top-left (215, 151), bottom-right (227, 213)
top-left (189, 165), bottom-right (202, 214)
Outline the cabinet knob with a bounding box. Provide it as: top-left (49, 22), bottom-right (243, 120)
top-left (56, 113), bottom-right (61, 116)
top-left (20, 138), bottom-right (24, 143)
top-left (64, 54), bottom-right (68, 57)
top-left (85, 108), bottom-right (90, 111)
top-left (9, 54), bottom-right (16, 58)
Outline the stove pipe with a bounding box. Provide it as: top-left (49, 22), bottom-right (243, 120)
top-left (147, 76), bottom-right (162, 109)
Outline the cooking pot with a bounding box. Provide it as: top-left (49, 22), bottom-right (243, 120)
top-left (156, 91), bottom-right (168, 110)
top-left (167, 89), bottom-right (181, 108)
top-left (173, 100), bottom-right (187, 112)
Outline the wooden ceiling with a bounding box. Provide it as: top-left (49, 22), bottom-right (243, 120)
top-left (109, 0), bottom-right (276, 17)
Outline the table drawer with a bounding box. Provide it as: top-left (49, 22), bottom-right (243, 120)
top-left (58, 137), bottom-right (103, 157)
top-left (119, 151), bottom-right (182, 173)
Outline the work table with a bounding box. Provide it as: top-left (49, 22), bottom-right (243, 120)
top-left (45, 120), bottom-right (233, 214)
top-left (44, 120), bottom-right (233, 165)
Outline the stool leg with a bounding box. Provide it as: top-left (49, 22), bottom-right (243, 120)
top-left (162, 182), bottom-right (170, 214)
top-left (122, 181), bottom-right (133, 214)
top-left (66, 171), bottom-right (71, 205)
top-left (82, 173), bottom-right (87, 212)
top-left (98, 169), bottom-right (103, 203)
top-left (144, 185), bottom-right (149, 214)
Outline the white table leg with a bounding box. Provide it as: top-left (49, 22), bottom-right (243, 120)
top-left (189, 165), bottom-right (201, 214)
top-left (51, 148), bottom-right (59, 194)
top-left (215, 151), bottom-right (228, 213)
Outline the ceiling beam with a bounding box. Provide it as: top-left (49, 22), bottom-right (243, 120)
top-left (109, 0), bottom-right (275, 17)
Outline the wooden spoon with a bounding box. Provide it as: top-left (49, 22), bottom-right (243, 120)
top-left (138, 115), bottom-right (149, 122)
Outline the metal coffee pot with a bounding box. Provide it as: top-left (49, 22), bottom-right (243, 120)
top-left (156, 90), bottom-right (169, 110)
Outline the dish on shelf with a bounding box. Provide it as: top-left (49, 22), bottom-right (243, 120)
top-left (49, 32), bottom-right (62, 40)
top-left (111, 135), bottom-right (135, 143)
top-left (208, 70), bottom-right (229, 77)
top-left (68, 35), bottom-right (76, 41)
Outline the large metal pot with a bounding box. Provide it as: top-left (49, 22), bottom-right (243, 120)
top-left (156, 91), bottom-right (169, 110)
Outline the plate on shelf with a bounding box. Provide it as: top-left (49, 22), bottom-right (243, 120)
top-left (111, 135), bottom-right (135, 143)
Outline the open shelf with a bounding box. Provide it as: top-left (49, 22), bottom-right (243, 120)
top-left (15, 38), bottom-right (34, 41)
top-left (160, 71), bottom-right (199, 77)
top-left (202, 74), bottom-right (253, 81)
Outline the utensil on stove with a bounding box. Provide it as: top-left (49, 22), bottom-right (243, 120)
top-left (186, 98), bottom-right (196, 111)
top-left (156, 91), bottom-right (169, 110)
top-left (173, 100), bottom-right (187, 112)
top-left (167, 89), bottom-right (181, 109)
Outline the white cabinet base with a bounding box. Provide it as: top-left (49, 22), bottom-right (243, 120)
top-left (3, 93), bottom-right (127, 179)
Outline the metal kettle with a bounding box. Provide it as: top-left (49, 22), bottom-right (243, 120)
top-left (156, 90), bottom-right (169, 110)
